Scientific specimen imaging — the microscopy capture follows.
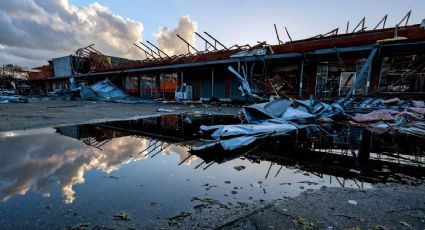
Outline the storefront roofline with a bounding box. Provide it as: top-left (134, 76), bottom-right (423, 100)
top-left (44, 41), bottom-right (425, 80)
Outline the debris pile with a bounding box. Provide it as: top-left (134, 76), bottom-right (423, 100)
top-left (42, 78), bottom-right (150, 103)
top-left (0, 95), bottom-right (28, 103)
top-left (193, 97), bottom-right (425, 152)
top-left (352, 109), bottom-right (400, 122)
top-left (0, 87), bottom-right (29, 103)
top-left (80, 79), bottom-right (147, 104)
top-left (193, 98), bottom-right (344, 151)
top-left (349, 98), bottom-right (425, 136)
top-left (0, 89), bottom-right (17, 95)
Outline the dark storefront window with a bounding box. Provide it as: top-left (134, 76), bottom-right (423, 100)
top-left (124, 76), bottom-right (139, 95)
top-left (140, 75), bottom-right (157, 98)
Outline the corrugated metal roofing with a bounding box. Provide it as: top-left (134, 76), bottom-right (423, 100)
top-left (91, 79), bottom-right (129, 99)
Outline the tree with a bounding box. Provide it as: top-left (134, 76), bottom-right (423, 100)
top-left (1, 64), bottom-right (24, 89)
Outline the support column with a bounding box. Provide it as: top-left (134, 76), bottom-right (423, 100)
top-left (299, 60), bottom-right (304, 98)
top-left (211, 68), bottom-right (214, 98)
top-left (137, 75), bottom-right (141, 98)
top-left (162, 74), bottom-right (165, 100)
top-left (358, 130), bottom-right (372, 161)
top-left (140, 75), bottom-right (145, 98)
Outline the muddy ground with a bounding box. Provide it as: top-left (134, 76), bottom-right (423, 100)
top-left (154, 184), bottom-right (425, 230)
top-left (1, 99), bottom-right (425, 229)
top-left (70, 184), bottom-right (425, 230)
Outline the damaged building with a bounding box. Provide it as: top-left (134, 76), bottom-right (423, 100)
top-left (28, 17), bottom-right (425, 101)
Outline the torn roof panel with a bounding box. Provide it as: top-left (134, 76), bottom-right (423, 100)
top-left (91, 79), bottom-right (129, 99)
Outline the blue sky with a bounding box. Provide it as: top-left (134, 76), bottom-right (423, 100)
top-left (69, 0), bottom-right (425, 46)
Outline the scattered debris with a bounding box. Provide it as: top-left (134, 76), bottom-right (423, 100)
top-left (193, 197), bottom-right (219, 205)
top-left (150, 201), bottom-right (157, 207)
top-left (113, 211), bottom-right (131, 221)
top-left (167, 211), bottom-right (191, 226)
top-left (381, 97), bottom-right (402, 105)
top-left (234, 165), bottom-right (246, 171)
top-left (193, 97), bottom-right (340, 151)
top-left (65, 223), bottom-right (89, 230)
top-left (193, 97), bottom-right (425, 152)
top-left (293, 217), bottom-right (315, 229)
top-left (348, 200), bottom-right (358, 205)
top-left (352, 109), bottom-right (399, 122)
top-left (157, 108), bottom-right (177, 113)
top-left (80, 79), bottom-right (147, 104)
top-left (0, 95), bottom-right (28, 103)
top-left (194, 204), bottom-right (207, 210)
top-left (412, 100), bottom-right (425, 108)
top-left (204, 184), bottom-right (218, 191)
top-left (280, 182), bottom-right (292, 185)
top-left (349, 169), bottom-right (361, 175)
top-left (298, 181), bottom-right (319, 186)
top-left (399, 220), bottom-right (411, 228)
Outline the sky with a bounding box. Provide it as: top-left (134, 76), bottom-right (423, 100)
top-left (0, 0), bottom-right (424, 67)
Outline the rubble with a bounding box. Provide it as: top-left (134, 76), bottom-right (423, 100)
top-left (352, 109), bottom-right (399, 122)
top-left (193, 97), bottom-right (425, 151)
top-left (0, 89), bottom-right (17, 95)
top-left (228, 66), bottom-right (265, 101)
top-left (412, 100), bottom-right (425, 108)
top-left (0, 95), bottom-right (28, 103)
top-left (157, 108), bottom-right (177, 113)
top-left (80, 79), bottom-right (147, 104)
top-left (193, 97), bottom-right (342, 151)
top-left (381, 97), bottom-right (402, 105)
top-left (408, 107), bottom-right (425, 115)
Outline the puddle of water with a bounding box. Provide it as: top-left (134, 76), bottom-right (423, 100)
top-left (0, 114), bottom-right (423, 229)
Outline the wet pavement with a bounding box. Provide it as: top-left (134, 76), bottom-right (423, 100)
top-left (0, 114), bottom-right (424, 229)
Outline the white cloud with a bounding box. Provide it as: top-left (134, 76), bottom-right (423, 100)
top-left (0, 0), bottom-right (144, 67)
top-left (155, 16), bottom-right (198, 56)
top-left (0, 1), bottom-right (201, 68)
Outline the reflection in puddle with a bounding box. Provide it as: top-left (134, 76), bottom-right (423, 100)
top-left (0, 114), bottom-right (232, 204)
top-left (0, 114), bottom-right (423, 228)
top-left (0, 129), bottom-right (149, 203)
